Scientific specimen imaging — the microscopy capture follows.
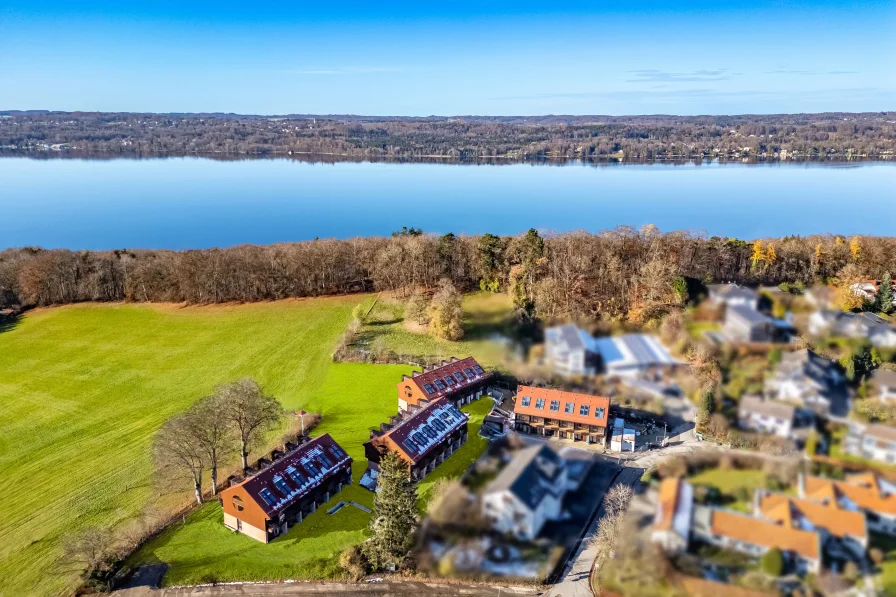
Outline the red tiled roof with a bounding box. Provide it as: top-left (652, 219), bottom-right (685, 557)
top-left (404, 357), bottom-right (490, 400)
top-left (513, 386), bottom-right (610, 427)
top-left (236, 434), bottom-right (351, 517)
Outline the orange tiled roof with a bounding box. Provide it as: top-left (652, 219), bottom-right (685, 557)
top-left (513, 386), bottom-right (610, 427)
top-left (804, 474), bottom-right (896, 517)
top-left (711, 509), bottom-right (820, 561)
top-left (758, 493), bottom-right (866, 541)
top-left (655, 478), bottom-right (682, 531)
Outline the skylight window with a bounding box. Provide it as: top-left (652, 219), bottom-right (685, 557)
top-left (521, 396), bottom-right (531, 407)
top-left (318, 451), bottom-right (333, 468)
top-left (453, 372), bottom-right (465, 383)
top-left (535, 398), bottom-right (545, 410)
top-left (273, 475), bottom-right (291, 496)
top-left (464, 368), bottom-right (475, 379)
top-left (565, 402), bottom-right (575, 414)
top-left (473, 365), bottom-right (484, 374)
top-left (435, 379), bottom-right (446, 390)
top-left (423, 425), bottom-right (437, 440)
top-left (432, 419), bottom-right (446, 432)
top-left (549, 400), bottom-right (560, 412)
top-left (423, 383), bottom-right (435, 394)
top-left (305, 461), bottom-right (321, 477)
top-left (402, 439), bottom-right (417, 454)
top-left (594, 407), bottom-right (606, 419)
top-left (579, 405), bottom-right (590, 417)
top-left (259, 488), bottom-right (277, 507)
top-left (287, 467), bottom-right (306, 486)
top-left (443, 376), bottom-right (454, 386)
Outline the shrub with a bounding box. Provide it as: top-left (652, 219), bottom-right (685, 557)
top-left (760, 547), bottom-right (784, 576)
top-left (339, 545), bottom-right (368, 581)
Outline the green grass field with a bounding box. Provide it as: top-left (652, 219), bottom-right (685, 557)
top-left (0, 296), bottom-right (498, 596)
top-left (0, 298), bottom-right (370, 597)
top-left (359, 291), bottom-right (514, 368)
top-left (688, 468), bottom-right (770, 512)
top-left (131, 388), bottom-right (493, 586)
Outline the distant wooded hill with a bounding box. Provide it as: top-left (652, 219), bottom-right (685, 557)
top-left (1, 111), bottom-right (894, 160)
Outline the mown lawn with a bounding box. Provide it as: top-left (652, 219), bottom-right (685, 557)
top-left (688, 468), bottom-right (770, 512)
top-left (359, 291), bottom-right (514, 368)
top-left (130, 369), bottom-right (494, 586)
top-left (0, 298), bottom-right (368, 597)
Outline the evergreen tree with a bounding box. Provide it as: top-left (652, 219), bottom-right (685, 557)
top-left (364, 452), bottom-right (417, 569)
top-left (878, 271), bottom-right (894, 314)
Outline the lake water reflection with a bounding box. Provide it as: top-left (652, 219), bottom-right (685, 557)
top-left (2, 157), bottom-right (894, 250)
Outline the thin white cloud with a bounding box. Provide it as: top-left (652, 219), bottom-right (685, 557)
top-left (626, 69), bottom-right (734, 83)
top-left (289, 66), bottom-right (404, 76)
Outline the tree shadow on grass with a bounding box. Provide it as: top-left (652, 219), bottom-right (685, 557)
top-left (0, 313), bottom-right (21, 335)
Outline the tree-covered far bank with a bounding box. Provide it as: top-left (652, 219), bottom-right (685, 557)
top-left (1, 111), bottom-right (894, 161)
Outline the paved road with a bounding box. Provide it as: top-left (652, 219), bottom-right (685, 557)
top-left (545, 437), bottom-right (710, 597)
top-left (115, 580), bottom-right (541, 597)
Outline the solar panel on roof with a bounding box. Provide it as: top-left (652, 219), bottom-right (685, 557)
top-left (432, 419), bottom-right (446, 431)
top-left (259, 488), bottom-right (277, 507)
top-left (273, 475), bottom-right (291, 496)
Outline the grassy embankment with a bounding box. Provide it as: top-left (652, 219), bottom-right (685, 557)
top-left (1, 293), bottom-right (506, 595)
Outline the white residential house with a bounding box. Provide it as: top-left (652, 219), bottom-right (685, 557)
top-left (737, 395), bottom-right (795, 438)
top-left (844, 423), bottom-right (896, 465)
top-left (481, 444), bottom-right (568, 541)
top-left (809, 310), bottom-right (896, 348)
top-left (545, 324), bottom-right (599, 376)
top-left (764, 349), bottom-right (849, 418)
top-left (707, 283), bottom-right (760, 310)
top-left (651, 478), bottom-right (694, 554)
top-left (609, 417), bottom-right (636, 452)
top-left (870, 369), bottom-right (896, 402)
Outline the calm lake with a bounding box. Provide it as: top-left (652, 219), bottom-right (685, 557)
top-left (2, 157), bottom-right (894, 250)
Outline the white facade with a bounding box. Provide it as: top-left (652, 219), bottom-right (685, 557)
top-left (482, 486), bottom-right (563, 541)
top-left (738, 409), bottom-right (793, 438)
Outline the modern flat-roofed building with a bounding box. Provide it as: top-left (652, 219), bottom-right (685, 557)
top-left (219, 434), bottom-right (352, 543)
top-left (593, 334), bottom-right (683, 379)
top-left (396, 356), bottom-right (491, 411)
top-left (512, 385), bottom-right (610, 445)
top-left (364, 397), bottom-right (468, 484)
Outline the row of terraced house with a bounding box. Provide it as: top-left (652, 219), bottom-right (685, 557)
top-left (219, 357), bottom-right (494, 542)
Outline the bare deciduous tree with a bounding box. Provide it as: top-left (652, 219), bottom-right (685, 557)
top-left (217, 378), bottom-right (283, 471)
top-left (152, 411), bottom-right (205, 504)
top-left (189, 394), bottom-right (233, 495)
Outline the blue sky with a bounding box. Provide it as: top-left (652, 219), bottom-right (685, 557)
top-left (1, 1), bottom-right (893, 115)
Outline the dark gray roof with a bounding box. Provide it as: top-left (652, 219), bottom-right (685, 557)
top-left (727, 305), bottom-right (774, 326)
top-left (709, 284), bottom-right (759, 300)
top-left (547, 323), bottom-right (588, 352)
top-left (485, 444), bottom-right (565, 511)
top-left (738, 395), bottom-right (795, 420)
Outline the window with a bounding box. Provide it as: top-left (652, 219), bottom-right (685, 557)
top-left (304, 461), bottom-right (321, 477)
top-left (273, 475), bottom-right (291, 496)
top-left (580, 405), bottom-right (590, 417)
top-left (435, 379), bottom-right (446, 390)
top-left (259, 488), bottom-right (277, 507)
top-left (565, 402), bottom-right (575, 414)
top-left (232, 495), bottom-right (244, 512)
top-left (535, 398), bottom-right (545, 410)
top-left (423, 383), bottom-right (435, 394)
top-left (550, 400), bottom-right (560, 412)
top-left (454, 372), bottom-right (465, 383)
top-left (594, 407), bottom-right (606, 419)
top-left (521, 396), bottom-right (531, 407)
top-left (473, 365), bottom-right (485, 374)
top-left (402, 439), bottom-right (417, 454)
top-left (318, 451), bottom-right (333, 468)
top-left (330, 444), bottom-right (346, 459)
top-left (444, 376), bottom-right (455, 386)
top-left (464, 368), bottom-right (475, 379)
